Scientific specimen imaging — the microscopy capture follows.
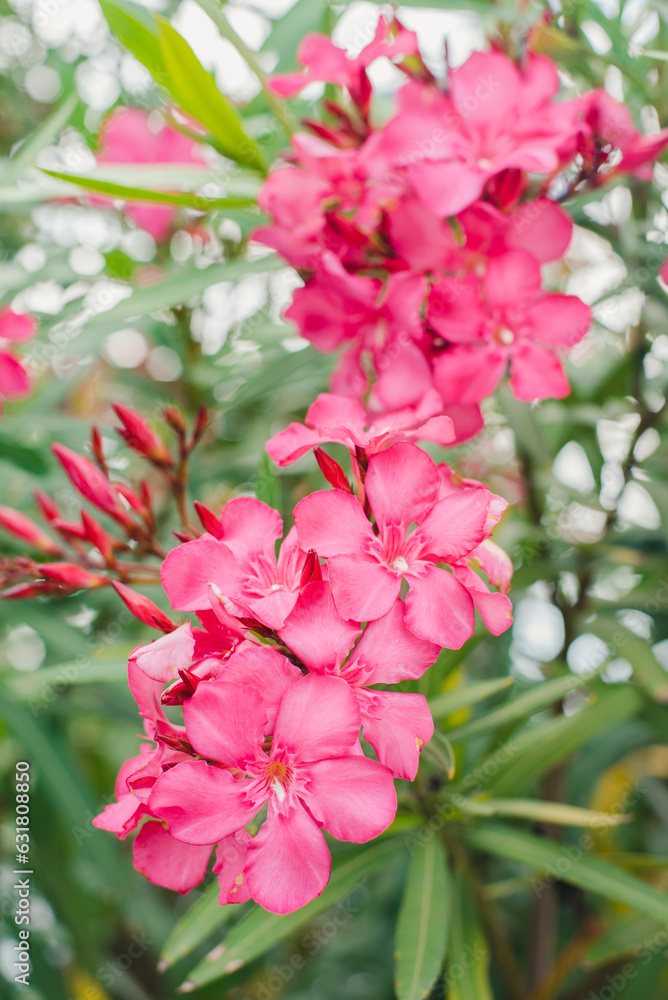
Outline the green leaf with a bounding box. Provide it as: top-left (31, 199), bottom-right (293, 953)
top-left (184, 840), bottom-right (405, 988)
top-left (0, 92), bottom-right (79, 187)
top-left (447, 869), bottom-right (492, 1000)
top-left (40, 169), bottom-right (256, 211)
top-left (455, 797), bottom-right (630, 828)
top-left (445, 673), bottom-right (593, 745)
top-left (589, 617), bottom-right (668, 702)
top-left (156, 19), bottom-right (266, 174)
top-left (160, 881), bottom-right (239, 968)
top-left (0, 432), bottom-right (49, 474)
top-left (82, 255), bottom-right (283, 338)
top-left (429, 677), bottom-right (515, 720)
top-left (585, 913), bottom-right (664, 967)
top-left (462, 824), bottom-right (668, 922)
top-left (255, 451), bottom-right (280, 509)
top-left (394, 836), bottom-right (450, 1000)
top-left (99, 0), bottom-right (166, 84)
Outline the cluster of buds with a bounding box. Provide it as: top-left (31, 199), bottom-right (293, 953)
top-left (0, 404), bottom-right (207, 623)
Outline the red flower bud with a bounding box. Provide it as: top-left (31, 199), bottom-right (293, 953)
top-left (113, 403), bottom-right (173, 467)
top-left (1, 581), bottom-right (64, 599)
top-left (163, 406), bottom-right (186, 437)
top-left (34, 490), bottom-right (60, 523)
top-left (51, 444), bottom-right (131, 526)
top-left (160, 667), bottom-right (201, 705)
top-left (112, 580), bottom-right (176, 632)
top-left (192, 405), bottom-right (208, 445)
top-left (81, 510), bottom-right (115, 563)
top-left (193, 501), bottom-right (223, 538)
top-left (51, 518), bottom-right (88, 541)
top-left (114, 483), bottom-right (149, 520)
top-left (314, 448), bottom-right (353, 492)
top-left (0, 505), bottom-right (61, 554)
top-left (90, 426), bottom-right (108, 475)
top-left (37, 563), bottom-right (108, 589)
top-left (299, 549), bottom-right (323, 587)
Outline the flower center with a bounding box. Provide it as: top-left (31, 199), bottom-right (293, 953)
top-left (269, 583), bottom-right (282, 592)
top-left (495, 326), bottom-right (515, 345)
top-left (265, 759), bottom-right (291, 803)
top-left (478, 157), bottom-right (493, 170)
top-left (391, 556), bottom-right (410, 573)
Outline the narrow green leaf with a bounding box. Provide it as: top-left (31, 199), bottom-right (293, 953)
top-left (447, 869), bottom-right (492, 1000)
top-left (156, 19), bottom-right (266, 174)
top-left (99, 0), bottom-right (166, 85)
top-left (429, 677), bottom-right (514, 719)
top-left (394, 836), bottom-right (450, 1000)
top-left (40, 169), bottom-right (256, 211)
top-left (585, 913), bottom-right (664, 967)
top-left (184, 840), bottom-right (404, 988)
top-left (446, 673), bottom-right (592, 744)
top-left (589, 617), bottom-right (668, 702)
top-left (456, 797), bottom-right (630, 827)
top-left (160, 881), bottom-right (238, 968)
top-left (0, 432), bottom-right (49, 474)
top-left (463, 824), bottom-right (668, 922)
top-left (0, 92), bottom-right (79, 186)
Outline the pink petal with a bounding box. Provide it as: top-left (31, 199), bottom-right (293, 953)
top-left (301, 755), bottom-right (397, 840)
top-left (274, 673), bottom-right (360, 762)
top-left (0, 308), bottom-right (36, 342)
top-left (243, 588), bottom-right (300, 630)
top-left (218, 497), bottom-right (283, 559)
top-left (184, 681), bottom-right (266, 766)
top-left (328, 552), bottom-right (400, 622)
top-left (450, 50), bottom-right (521, 125)
top-left (415, 415), bottom-right (456, 447)
top-left (0, 352), bottom-right (30, 399)
top-left (294, 489), bottom-right (374, 557)
top-left (414, 489), bottom-right (490, 563)
top-left (214, 830), bottom-right (252, 904)
top-left (161, 537), bottom-right (242, 612)
top-left (133, 821), bottom-right (211, 894)
top-left (278, 581), bottom-right (360, 672)
top-left (505, 199), bottom-right (573, 263)
top-left (128, 659), bottom-right (175, 736)
top-left (245, 798), bottom-right (330, 914)
top-left (428, 275), bottom-right (485, 343)
top-left (149, 759), bottom-right (258, 845)
top-left (306, 392), bottom-right (367, 436)
top-left (523, 294), bottom-right (591, 347)
top-left (266, 422), bottom-right (324, 466)
top-left (471, 588), bottom-right (514, 635)
top-left (223, 645), bottom-right (302, 730)
top-left (484, 250), bottom-right (542, 309)
top-left (266, 71), bottom-right (310, 97)
top-left (405, 565), bottom-right (475, 649)
top-left (372, 341), bottom-right (434, 411)
top-left (470, 539), bottom-right (513, 592)
top-left (133, 623), bottom-right (195, 682)
top-left (345, 598), bottom-right (438, 685)
top-left (433, 345), bottom-right (507, 404)
top-left (409, 160), bottom-right (487, 217)
top-left (356, 689), bottom-right (434, 780)
top-left (365, 442), bottom-right (440, 533)
top-left (93, 795), bottom-right (144, 838)
top-left (509, 343), bottom-right (570, 401)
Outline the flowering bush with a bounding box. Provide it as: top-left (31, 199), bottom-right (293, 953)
top-left (2, 2), bottom-right (668, 999)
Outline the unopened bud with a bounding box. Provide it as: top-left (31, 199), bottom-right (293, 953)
top-left (51, 444), bottom-right (131, 526)
top-left (193, 501), bottom-right (223, 539)
top-left (112, 581), bottom-right (176, 632)
top-left (299, 549), bottom-right (323, 587)
top-left (113, 403), bottom-right (173, 467)
top-left (1, 581), bottom-right (63, 599)
top-left (0, 505), bottom-right (61, 554)
top-left (314, 448), bottom-right (353, 492)
top-left (163, 406), bottom-right (186, 438)
top-left (37, 562), bottom-right (107, 589)
top-left (81, 510), bottom-right (115, 563)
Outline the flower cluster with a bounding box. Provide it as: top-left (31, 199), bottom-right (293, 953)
top-left (256, 17), bottom-right (668, 420)
top-left (93, 436), bottom-right (512, 913)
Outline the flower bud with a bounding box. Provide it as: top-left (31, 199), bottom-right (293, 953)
top-left (299, 549), bottom-right (323, 587)
top-left (37, 563), bottom-right (107, 589)
top-left (1, 581), bottom-right (63, 599)
top-left (34, 490), bottom-right (60, 523)
top-left (113, 403), bottom-right (173, 467)
top-left (314, 448), bottom-right (353, 492)
top-left (112, 580), bottom-right (176, 632)
top-left (51, 444), bottom-right (131, 526)
top-left (81, 510), bottom-right (115, 563)
top-left (193, 501), bottom-right (223, 538)
top-left (163, 406), bottom-right (186, 437)
top-left (0, 506), bottom-right (61, 555)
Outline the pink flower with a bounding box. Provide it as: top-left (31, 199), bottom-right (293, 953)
top-left (429, 250), bottom-right (591, 402)
top-left (364, 51), bottom-right (579, 216)
top-left (149, 673), bottom-right (397, 914)
top-left (266, 389), bottom-right (456, 466)
top-left (574, 89), bottom-right (668, 181)
top-left (280, 582), bottom-right (437, 779)
top-left (0, 307), bottom-right (36, 412)
top-left (294, 442), bottom-right (512, 648)
top-left (96, 107), bottom-right (204, 242)
top-left (267, 16), bottom-right (419, 115)
top-left (161, 497), bottom-right (309, 627)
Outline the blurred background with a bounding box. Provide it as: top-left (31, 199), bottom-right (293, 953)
top-left (1, 0), bottom-right (668, 998)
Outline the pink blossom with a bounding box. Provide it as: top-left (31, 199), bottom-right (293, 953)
top-left (0, 307), bottom-right (36, 412)
top-left (280, 582), bottom-right (437, 779)
top-left (161, 497), bottom-right (309, 627)
top-left (149, 673), bottom-right (397, 914)
top-left (266, 389), bottom-right (456, 466)
top-left (429, 250), bottom-right (591, 402)
top-left (294, 442), bottom-right (512, 648)
top-left (96, 107), bottom-right (204, 241)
